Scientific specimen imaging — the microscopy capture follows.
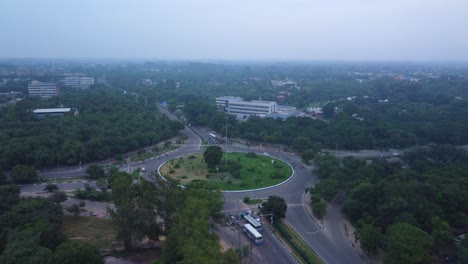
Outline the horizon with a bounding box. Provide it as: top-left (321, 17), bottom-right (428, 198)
top-left (1, 0), bottom-right (468, 61)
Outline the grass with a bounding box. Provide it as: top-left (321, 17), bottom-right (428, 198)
top-left (160, 153), bottom-right (292, 191)
top-left (247, 199), bottom-right (264, 205)
top-left (275, 220), bottom-right (324, 264)
top-left (62, 214), bottom-right (119, 251)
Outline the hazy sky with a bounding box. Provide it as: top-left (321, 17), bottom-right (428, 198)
top-left (1, 0), bottom-right (468, 61)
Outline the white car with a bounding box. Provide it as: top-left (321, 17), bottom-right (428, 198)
top-left (141, 167), bottom-right (146, 172)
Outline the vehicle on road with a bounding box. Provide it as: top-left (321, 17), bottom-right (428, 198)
top-left (243, 214), bottom-right (262, 231)
top-left (242, 223), bottom-right (263, 245)
top-left (141, 167), bottom-right (146, 172)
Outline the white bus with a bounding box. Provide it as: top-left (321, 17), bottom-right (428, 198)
top-left (243, 224), bottom-right (264, 245)
top-left (243, 214), bottom-right (262, 231)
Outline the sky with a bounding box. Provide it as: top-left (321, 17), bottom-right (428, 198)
top-left (1, 0), bottom-right (468, 61)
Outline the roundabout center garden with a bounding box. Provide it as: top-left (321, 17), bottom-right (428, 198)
top-left (159, 151), bottom-right (292, 191)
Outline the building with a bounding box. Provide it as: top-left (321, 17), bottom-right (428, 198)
top-left (216, 96), bottom-right (277, 119)
top-left (32, 108), bottom-right (77, 118)
top-left (28, 81), bottom-right (58, 99)
top-left (62, 76), bottom-right (94, 88)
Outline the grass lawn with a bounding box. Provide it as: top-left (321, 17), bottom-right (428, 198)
top-left (160, 152), bottom-right (292, 191)
top-left (62, 215), bottom-right (119, 251)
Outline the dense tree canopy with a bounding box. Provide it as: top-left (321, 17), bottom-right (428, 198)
top-left (313, 145), bottom-right (468, 260)
top-left (385, 223), bottom-right (433, 264)
top-left (0, 87), bottom-right (183, 170)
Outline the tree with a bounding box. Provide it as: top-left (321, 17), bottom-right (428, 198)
top-left (431, 216), bottom-right (452, 251)
top-left (312, 199), bottom-right (327, 219)
top-left (0, 185), bottom-right (20, 214)
top-left (0, 168), bottom-right (6, 185)
top-left (301, 149), bottom-right (316, 164)
top-left (67, 204), bottom-right (81, 218)
top-left (86, 164), bottom-right (105, 179)
top-left (385, 223), bottom-right (433, 264)
top-left (109, 174), bottom-right (158, 249)
top-left (10, 165), bottom-right (38, 184)
top-left (261, 196), bottom-right (287, 220)
top-left (50, 191), bottom-right (67, 204)
top-left (44, 184), bottom-right (59, 193)
top-left (0, 235), bottom-right (52, 264)
top-left (47, 241), bottom-right (102, 264)
top-left (355, 220), bottom-right (382, 255)
top-left (203, 146), bottom-right (223, 168)
top-left (162, 188), bottom-right (223, 264)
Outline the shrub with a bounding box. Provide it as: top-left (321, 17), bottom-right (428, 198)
top-left (174, 163), bottom-right (180, 169)
top-left (243, 196), bottom-right (250, 203)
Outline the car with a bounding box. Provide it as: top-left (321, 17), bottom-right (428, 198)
top-left (141, 167), bottom-right (146, 172)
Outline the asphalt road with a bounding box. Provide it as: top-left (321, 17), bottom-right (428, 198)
top-left (27, 108), bottom-right (379, 264)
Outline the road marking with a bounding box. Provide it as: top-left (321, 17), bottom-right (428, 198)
top-left (306, 230), bottom-right (321, 235)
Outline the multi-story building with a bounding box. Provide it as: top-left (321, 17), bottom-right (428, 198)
top-left (62, 76), bottom-right (94, 88)
top-left (216, 96), bottom-right (277, 118)
top-left (28, 81), bottom-right (58, 99)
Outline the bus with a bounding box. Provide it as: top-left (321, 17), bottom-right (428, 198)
top-left (243, 214), bottom-right (262, 231)
top-left (243, 224), bottom-right (264, 245)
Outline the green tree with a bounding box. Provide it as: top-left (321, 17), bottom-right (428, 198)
top-left (109, 174), bottom-right (158, 249)
top-left (50, 191), bottom-right (67, 204)
top-left (67, 204), bottom-right (81, 218)
top-left (385, 223), bottom-right (433, 264)
top-left (11, 165), bottom-right (38, 184)
top-left (312, 199), bottom-right (327, 219)
top-left (162, 188), bottom-right (223, 264)
top-left (355, 220), bottom-right (382, 255)
top-left (222, 248), bottom-right (239, 264)
top-left (86, 164), bottom-right (105, 179)
top-left (203, 146), bottom-right (223, 168)
top-left (0, 235), bottom-right (52, 264)
top-left (0, 185), bottom-right (20, 214)
top-left (47, 241), bottom-right (102, 264)
top-left (0, 168), bottom-right (6, 185)
top-left (431, 216), bottom-right (452, 250)
top-left (261, 196), bottom-right (288, 220)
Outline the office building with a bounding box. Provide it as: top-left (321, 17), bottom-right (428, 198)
top-left (28, 81), bottom-right (58, 99)
top-left (62, 76), bottom-right (94, 88)
top-left (216, 96), bottom-right (277, 118)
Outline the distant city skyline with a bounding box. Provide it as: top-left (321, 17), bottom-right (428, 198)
top-left (1, 0), bottom-right (468, 61)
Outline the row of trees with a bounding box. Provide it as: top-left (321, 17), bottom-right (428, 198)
top-left (311, 145), bottom-right (468, 263)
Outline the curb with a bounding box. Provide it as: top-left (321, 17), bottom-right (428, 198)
top-left (157, 151), bottom-right (295, 193)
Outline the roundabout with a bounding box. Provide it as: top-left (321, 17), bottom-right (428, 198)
top-left (158, 152), bottom-right (294, 191)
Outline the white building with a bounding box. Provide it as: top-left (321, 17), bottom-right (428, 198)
top-left (28, 81), bottom-right (58, 99)
top-left (216, 96), bottom-right (277, 118)
top-left (62, 76), bottom-right (94, 88)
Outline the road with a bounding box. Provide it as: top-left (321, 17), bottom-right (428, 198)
top-left (24, 108), bottom-right (375, 264)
